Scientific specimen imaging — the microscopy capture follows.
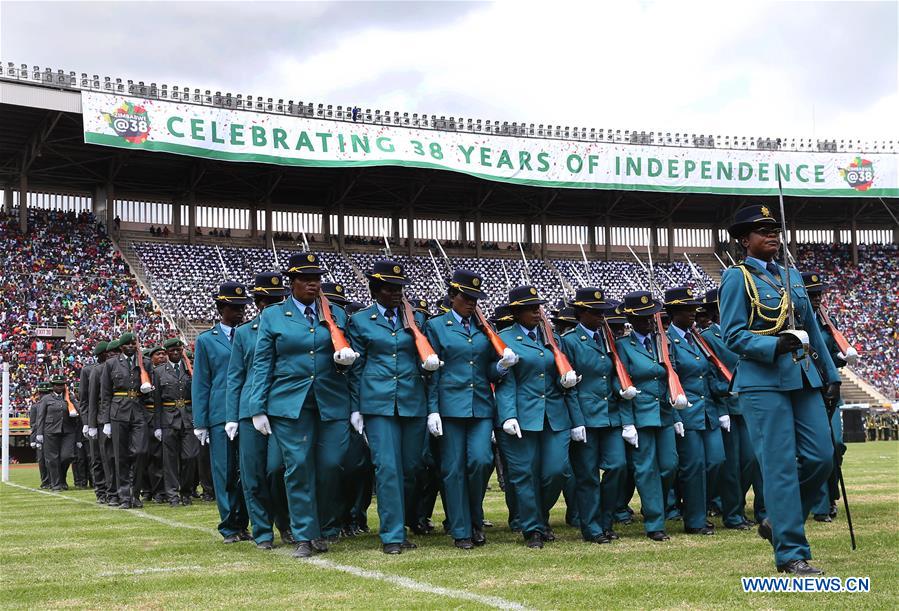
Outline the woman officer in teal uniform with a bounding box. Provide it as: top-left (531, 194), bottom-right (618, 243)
top-left (719, 204), bottom-right (840, 575)
top-left (347, 260), bottom-right (439, 554)
top-left (424, 269), bottom-right (519, 549)
top-left (494, 285), bottom-right (580, 549)
top-left (615, 290), bottom-right (683, 542)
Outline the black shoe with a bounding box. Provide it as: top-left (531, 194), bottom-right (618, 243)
top-left (107, 497), bottom-right (120, 506)
top-left (118, 501), bottom-right (132, 509)
top-left (708, 508), bottom-right (721, 517)
top-left (647, 531), bottom-right (670, 541)
top-left (685, 526), bottom-right (715, 535)
top-left (814, 514), bottom-right (833, 523)
top-left (411, 522), bottom-right (433, 535)
top-left (293, 541), bottom-right (316, 558)
top-left (222, 534), bottom-right (242, 544)
top-left (777, 559), bottom-right (824, 575)
top-left (61, 484), bottom-right (69, 490)
top-left (324, 533), bottom-right (340, 544)
top-left (472, 529), bottom-right (486, 546)
top-left (482, 519), bottom-right (494, 528)
top-left (705, 520), bottom-right (714, 528)
top-left (829, 502), bottom-right (838, 519)
top-left (201, 493), bottom-right (215, 502)
top-left (281, 531), bottom-right (297, 545)
top-left (617, 517), bottom-right (634, 526)
top-left (96, 496), bottom-right (107, 504)
top-left (180, 496), bottom-right (192, 506)
top-left (543, 527), bottom-right (556, 542)
top-left (757, 519), bottom-right (773, 544)
top-left (311, 538), bottom-right (329, 553)
top-left (169, 499), bottom-right (181, 507)
top-left (525, 532), bottom-right (544, 549)
top-left (141, 493), bottom-right (151, 502)
top-left (744, 518), bottom-right (758, 526)
top-left (454, 538), bottom-right (474, 550)
top-left (153, 495), bottom-right (166, 504)
top-left (50, 487), bottom-right (63, 492)
top-left (587, 534), bottom-right (612, 544)
top-left (383, 543), bottom-right (403, 554)
top-left (237, 530), bottom-right (253, 541)
top-left (256, 540), bottom-right (273, 550)
top-left (400, 540), bottom-right (417, 550)
top-left (603, 529), bottom-right (620, 540)
top-left (40, 484), bottom-right (50, 489)
top-left (726, 522), bottom-right (751, 530)
top-left (132, 499), bottom-right (144, 509)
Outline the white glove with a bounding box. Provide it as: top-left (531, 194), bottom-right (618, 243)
top-left (30, 442), bottom-right (36, 449)
top-left (251, 415), bottom-right (271, 436)
top-left (36, 434), bottom-right (44, 443)
top-left (570, 425), bottom-right (587, 443)
top-left (718, 415), bottom-right (731, 433)
top-left (76, 442), bottom-right (82, 449)
top-left (491, 430), bottom-right (496, 444)
top-left (427, 413), bottom-right (443, 437)
top-left (502, 418), bottom-right (522, 438)
top-left (498, 348), bottom-right (519, 369)
top-left (154, 428), bottom-right (163, 441)
top-left (87, 427), bottom-right (98, 439)
top-left (224, 421), bottom-right (239, 440)
top-left (619, 386), bottom-right (640, 400)
top-left (838, 346), bottom-right (859, 365)
top-left (674, 421), bottom-right (685, 437)
top-left (82, 425), bottom-right (89, 435)
top-left (560, 370), bottom-right (581, 389)
top-left (333, 347), bottom-right (359, 366)
top-left (194, 427), bottom-right (209, 445)
top-left (422, 354), bottom-right (443, 372)
top-left (102, 423), bottom-right (112, 437)
top-left (350, 411), bottom-right (364, 435)
top-left (672, 393), bottom-right (690, 409)
top-left (140, 382), bottom-right (154, 394)
top-left (68, 410), bottom-right (79, 418)
top-left (621, 425), bottom-right (638, 448)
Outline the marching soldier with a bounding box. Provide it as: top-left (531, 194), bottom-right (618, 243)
top-left (699, 289), bottom-right (765, 529)
top-left (494, 285), bottom-right (580, 549)
top-left (193, 282), bottom-right (252, 542)
top-left (347, 259), bottom-right (435, 554)
top-left (424, 269), bottom-right (518, 549)
top-left (615, 291), bottom-right (682, 542)
top-left (100, 332), bottom-right (152, 508)
top-left (561, 287), bottom-right (626, 544)
top-left (664, 286), bottom-right (727, 536)
top-left (89, 339), bottom-right (120, 505)
top-left (225, 272), bottom-right (292, 549)
top-left (249, 253), bottom-right (357, 557)
top-left (142, 346), bottom-right (167, 503)
top-left (153, 338), bottom-right (197, 507)
top-left (35, 374), bottom-right (79, 491)
top-left (719, 204), bottom-right (841, 575)
top-left (30, 381), bottom-right (53, 488)
top-left (80, 342), bottom-right (108, 502)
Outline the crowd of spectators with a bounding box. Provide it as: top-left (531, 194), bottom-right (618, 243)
top-left (0, 209), bottom-right (169, 415)
top-left (796, 242), bottom-right (899, 399)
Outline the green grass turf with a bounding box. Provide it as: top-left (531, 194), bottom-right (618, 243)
top-left (1, 441), bottom-right (897, 609)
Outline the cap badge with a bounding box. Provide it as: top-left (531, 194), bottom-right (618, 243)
top-left (472, 278), bottom-right (480, 287)
top-left (235, 287), bottom-right (243, 295)
top-left (761, 206), bottom-right (771, 217)
top-left (307, 254), bottom-right (315, 262)
top-left (393, 265), bottom-right (402, 274)
top-left (271, 277), bottom-right (279, 285)
top-left (641, 295), bottom-right (649, 304)
top-left (529, 287), bottom-right (537, 295)
top-left (594, 291), bottom-right (602, 299)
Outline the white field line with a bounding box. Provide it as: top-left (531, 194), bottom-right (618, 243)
top-left (3, 482), bottom-right (530, 611)
top-left (97, 565), bottom-right (204, 577)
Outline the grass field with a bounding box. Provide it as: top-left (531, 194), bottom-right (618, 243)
top-left (1, 441), bottom-right (897, 609)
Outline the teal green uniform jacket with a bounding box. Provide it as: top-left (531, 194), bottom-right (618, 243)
top-left (666, 326), bottom-right (727, 430)
top-left (560, 328), bottom-right (619, 428)
top-left (494, 326), bottom-right (575, 432)
top-left (192, 325), bottom-right (233, 429)
top-left (226, 316), bottom-right (262, 422)
top-left (701, 322), bottom-right (741, 416)
top-left (423, 310), bottom-right (502, 418)
top-left (719, 262), bottom-right (840, 391)
top-left (248, 299), bottom-right (351, 421)
top-left (614, 334), bottom-right (682, 429)
top-left (347, 304), bottom-right (428, 417)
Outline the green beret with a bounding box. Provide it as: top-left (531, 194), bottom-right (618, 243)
top-left (92, 341), bottom-right (109, 356)
top-left (50, 374), bottom-right (66, 385)
top-left (107, 339), bottom-right (121, 351)
top-left (118, 332), bottom-right (136, 345)
top-left (163, 338), bottom-right (184, 350)
top-left (148, 345), bottom-right (165, 355)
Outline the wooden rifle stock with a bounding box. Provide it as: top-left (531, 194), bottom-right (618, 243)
top-left (134, 337), bottom-right (153, 387)
top-left (818, 307), bottom-right (854, 354)
top-left (691, 324), bottom-right (733, 383)
top-left (182, 352), bottom-right (194, 377)
top-left (653, 313), bottom-right (687, 407)
top-left (64, 385), bottom-right (78, 416)
top-left (318, 293), bottom-right (351, 352)
top-left (602, 320), bottom-right (634, 390)
top-left (539, 309), bottom-right (574, 377)
top-left (475, 306), bottom-right (508, 357)
top-left (401, 298), bottom-right (439, 362)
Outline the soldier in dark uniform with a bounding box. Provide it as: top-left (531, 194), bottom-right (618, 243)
top-left (100, 332), bottom-right (153, 509)
top-left (80, 342), bottom-right (108, 502)
top-left (30, 381), bottom-right (53, 488)
top-left (142, 346), bottom-right (167, 503)
top-left (89, 339), bottom-right (120, 505)
top-left (34, 374), bottom-right (80, 491)
top-left (153, 338), bottom-right (197, 506)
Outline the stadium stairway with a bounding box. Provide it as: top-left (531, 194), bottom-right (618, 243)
top-left (841, 368), bottom-right (891, 407)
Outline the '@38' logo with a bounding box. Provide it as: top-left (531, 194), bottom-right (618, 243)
top-left (102, 101), bottom-right (150, 144)
top-left (838, 157), bottom-right (874, 191)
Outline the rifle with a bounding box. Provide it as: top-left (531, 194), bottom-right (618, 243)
top-left (318, 292), bottom-right (352, 352)
top-left (602, 319), bottom-right (635, 392)
top-left (400, 297), bottom-right (440, 364)
top-left (818, 307), bottom-right (859, 364)
top-left (59, 350), bottom-right (77, 416)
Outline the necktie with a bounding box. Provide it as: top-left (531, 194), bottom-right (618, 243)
top-left (766, 261), bottom-right (779, 277)
top-left (229, 328), bottom-right (235, 343)
top-left (643, 336), bottom-right (653, 355)
top-left (385, 308), bottom-right (396, 329)
top-left (305, 306), bottom-right (315, 327)
top-left (527, 331), bottom-right (537, 341)
top-left (461, 317), bottom-right (471, 333)
top-left (685, 332), bottom-right (695, 348)
top-left (593, 332), bottom-right (603, 346)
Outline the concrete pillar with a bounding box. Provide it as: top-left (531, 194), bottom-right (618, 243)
top-left (833, 225), bottom-right (840, 246)
top-left (406, 207), bottom-right (414, 257)
top-left (336, 200), bottom-right (345, 250)
top-left (19, 174), bottom-right (28, 233)
top-left (474, 211), bottom-right (482, 258)
top-left (172, 199), bottom-right (182, 235)
top-left (187, 192), bottom-right (196, 244)
top-left (321, 206), bottom-right (331, 246)
top-left (105, 182), bottom-right (115, 235)
top-left (524, 218), bottom-right (533, 247)
top-left (539, 213), bottom-right (547, 259)
top-left (263, 200), bottom-right (273, 246)
top-left (850, 215), bottom-right (859, 266)
top-left (604, 218), bottom-right (612, 261)
top-left (587, 217), bottom-right (597, 254)
top-left (458, 214), bottom-right (467, 244)
top-left (391, 212), bottom-right (400, 243)
top-left (3, 186), bottom-right (12, 215)
top-left (789, 219), bottom-right (798, 257)
top-left (248, 203), bottom-right (257, 238)
top-left (649, 223), bottom-right (659, 259)
top-left (666, 219), bottom-right (674, 262)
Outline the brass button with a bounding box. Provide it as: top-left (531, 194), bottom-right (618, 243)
top-left (539, 352), bottom-right (544, 357)
top-left (468, 339), bottom-right (473, 343)
top-left (540, 394), bottom-right (545, 399)
top-left (309, 328), bottom-right (315, 333)
top-left (392, 353), bottom-right (397, 358)
top-left (470, 383), bottom-right (474, 388)
top-left (602, 375), bottom-right (607, 379)
top-left (469, 361), bottom-right (474, 365)
top-left (656, 398), bottom-right (660, 402)
top-left (539, 373), bottom-right (544, 378)
top-left (391, 332), bottom-right (396, 336)
top-left (310, 375), bottom-right (315, 379)
top-left (698, 375), bottom-right (703, 379)
top-left (393, 376), bottom-right (397, 380)
top-left (701, 395), bottom-right (705, 399)
top-left (309, 351), bottom-right (314, 355)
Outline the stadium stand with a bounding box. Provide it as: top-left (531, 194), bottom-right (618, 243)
top-left (0, 209), bottom-right (169, 414)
